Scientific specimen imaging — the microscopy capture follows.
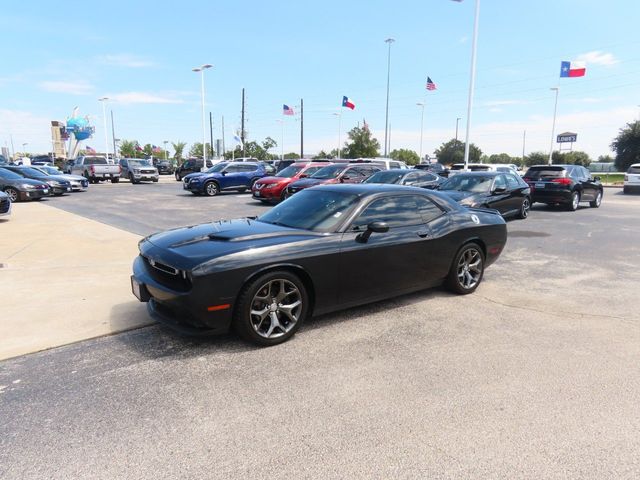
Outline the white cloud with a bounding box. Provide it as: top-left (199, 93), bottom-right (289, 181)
top-left (575, 50), bottom-right (619, 66)
top-left (108, 92), bottom-right (183, 104)
top-left (0, 109), bottom-right (54, 154)
top-left (98, 54), bottom-right (155, 68)
top-left (39, 80), bottom-right (94, 95)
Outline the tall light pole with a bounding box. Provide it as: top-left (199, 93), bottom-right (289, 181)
top-left (192, 64), bottom-right (212, 171)
top-left (383, 37), bottom-right (395, 157)
top-left (548, 87), bottom-right (559, 165)
top-left (98, 97), bottom-right (109, 159)
top-left (163, 140), bottom-right (168, 161)
top-left (416, 102), bottom-right (425, 161)
top-left (455, 0), bottom-right (480, 171)
top-left (455, 117), bottom-right (461, 142)
top-left (21, 142), bottom-right (28, 155)
top-left (276, 120), bottom-right (284, 161)
top-left (333, 112), bottom-right (342, 159)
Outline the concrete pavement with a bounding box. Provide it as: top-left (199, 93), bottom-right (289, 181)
top-left (0, 200), bottom-right (151, 360)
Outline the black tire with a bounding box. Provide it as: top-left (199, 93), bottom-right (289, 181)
top-left (204, 181), bottom-right (219, 196)
top-left (175, 173), bottom-right (181, 181)
top-left (233, 270), bottom-right (309, 346)
top-left (111, 178), bottom-right (120, 184)
top-left (83, 171), bottom-right (90, 182)
top-left (589, 190), bottom-right (602, 208)
top-left (517, 196), bottom-right (531, 219)
top-left (445, 242), bottom-right (485, 295)
top-left (623, 186), bottom-right (629, 194)
top-left (567, 191), bottom-right (580, 211)
top-left (152, 178), bottom-right (158, 183)
top-left (4, 187), bottom-right (19, 202)
top-left (53, 191), bottom-right (64, 196)
top-left (128, 173), bottom-right (138, 184)
top-left (237, 187), bottom-right (247, 193)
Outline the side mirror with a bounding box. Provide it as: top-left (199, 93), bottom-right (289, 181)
top-left (493, 186), bottom-right (507, 194)
top-left (221, 171), bottom-right (227, 176)
top-left (299, 173), bottom-right (308, 178)
top-left (356, 221), bottom-right (389, 243)
top-left (341, 175), bottom-right (350, 181)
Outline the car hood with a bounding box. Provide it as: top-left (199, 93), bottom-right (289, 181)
top-left (59, 174), bottom-right (87, 181)
top-left (141, 218), bottom-right (326, 273)
top-left (255, 176), bottom-right (289, 185)
top-left (4, 177), bottom-right (49, 188)
top-left (45, 175), bottom-right (72, 184)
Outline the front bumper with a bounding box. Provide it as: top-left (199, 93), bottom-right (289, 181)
top-left (19, 188), bottom-right (50, 201)
top-left (252, 186), bottom-right (283, 201)
top-left (132, 173), bottom-right (159, 182)
top-left (131, 255), bottom-right (232, 335)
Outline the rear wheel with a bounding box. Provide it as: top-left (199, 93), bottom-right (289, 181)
top-left (111, 178), bottom-right (120, 184)
top-left (517, 197), bottom-right (531, 219)
top-left (233, 271), bottom-right (309, 346)
top-left (567, 191), bottom-right (580, 211)
top-left (175, 173), bottom-right (181, 181)
top-left (204, 181), bottom-right (219, 196)
top-left (128, 173), bottom-right (138, 185)
top-left (5, 187), bottom-right (19, 202)
top-left (446, 243), bottom-right (485, 295)
top-left (623, 186), bottom-right (629, 194)
top-left (589, 190), bottom-right (602, 208)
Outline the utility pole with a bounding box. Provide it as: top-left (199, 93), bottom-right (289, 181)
top-left (241, 88), bottom-right (246, 157)
top-left (221, 115), bottom-right (226, 158)
top-left (522, 129), bottom-right (526, 165)
top-left (455, 117), bottom-right (461, 143)
top-left (300, 98), bottom-right (304, 159)
top-left (383, 37), bottom-right (395, 157)
top-left (209, 112), bottom-right (214, 158)
top-left (110, 110), bottom-right (117, 159)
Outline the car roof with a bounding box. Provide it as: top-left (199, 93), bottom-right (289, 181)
top-left (446, 171), bottom-right (501, 177)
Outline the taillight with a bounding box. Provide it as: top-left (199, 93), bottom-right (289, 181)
top-left (551, 178), bottom-right (572, 185)
top-left (624, 174), bottom-right (628, 181)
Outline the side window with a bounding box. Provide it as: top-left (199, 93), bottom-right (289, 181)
top-left (390, 161), bottom-right (400, 169)
top-left (224, 165), bottom-right (241, 173)
top-left (242, 164), bottom-right (258, 172)
top-left (350, 195), bottom-right (425, 230)
top-left (403, 172), bottom-right (418, 184)
top-left (346, 167), bottom-right (365, 177)
top-left (568, 167), bottom-right (580, 179)
top-left (416, 196), bottom-right (444, 223)
top-left (493, 175), bottom-right (508, 190)
top-left (505, 173), bottom-right (520, 189)
top-left (184, 160), bottom-right (194, 168)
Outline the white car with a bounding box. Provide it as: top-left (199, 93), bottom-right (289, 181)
top-left (32, 165), bottom-right (89, 191)
top-left (0, 190), bottom-right (11, 218)
top-left (623, 163), bottom-right (640, 194)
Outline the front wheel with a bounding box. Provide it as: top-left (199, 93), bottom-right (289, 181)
top-left (233, 271), bottom-right (309, 346)
top-left (175, 173), bottom-right (181, 181)
top-left (589, 190), bottom-right (602, 208)
top-left (518, 197), bottom-right (531, 219)
top-left (237, 187), bottom-right (247, 193)
top-left (111, 178), bottom-right (119, 184)
top-left (446, 243), bottom-right (485, 295)
top-left (129, 173), bottom-right (138, 185)
top-left (204, 181), bottom-right (219, 196)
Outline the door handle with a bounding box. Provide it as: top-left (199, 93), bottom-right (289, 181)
top-left (417, 230), bottom-right (431, 238)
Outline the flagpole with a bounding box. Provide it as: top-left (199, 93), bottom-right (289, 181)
top-left (338, 112), bottom-right (342, 159)
top-left (417, 101), bottom-right (425, 161)
top-left (462, 0), bottom-right (480, 171)
top-left (548, 87), bottom-right (559, 165)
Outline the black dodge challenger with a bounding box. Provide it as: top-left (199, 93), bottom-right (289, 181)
top-left (131, 184), bottom-right (507, 345)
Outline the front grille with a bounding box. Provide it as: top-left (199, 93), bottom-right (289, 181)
top-left (141, 169), bottom-right (155, 174)
top-left (142, 255), bottom-right (192, 291)
top-left (0, 198), bottom-right (10, 213)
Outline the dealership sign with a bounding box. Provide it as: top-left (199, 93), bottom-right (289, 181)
top-left (557, 132), bottom-right (577, 143)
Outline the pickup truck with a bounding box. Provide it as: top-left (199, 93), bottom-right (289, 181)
top-left (70, 156), bottom-right (121, 183)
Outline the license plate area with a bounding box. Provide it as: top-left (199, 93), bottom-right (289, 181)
top-left (131, 276), bottom-right (150, 302)
top-left (535, 183), bottom-right (545, 189)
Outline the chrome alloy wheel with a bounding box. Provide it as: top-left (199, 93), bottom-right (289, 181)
top-left (456, 248), bottom-right (483, 290)
top-left (571, 191), bottom-right (580, 210)
top-left (521, 197), bottom-right (530, 218)
top-left (250, 279), bottom-right (302, 339)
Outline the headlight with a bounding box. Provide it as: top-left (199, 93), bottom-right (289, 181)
top-left (263, 184), bottom-right (276, 189)
top-left (133, 169), bottom-right (140, 174)
top-left (46, 180), bottom-right (61, 187)
top-left (20, 183), bottom-right (36, 190)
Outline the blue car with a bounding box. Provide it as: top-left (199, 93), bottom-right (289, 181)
top-left (183, 161), bottom-right (275, 196)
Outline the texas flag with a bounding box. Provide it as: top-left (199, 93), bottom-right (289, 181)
top-left (560, 61), bottom-right (586, 78)
top-left (342, 96), bottom-right (355, 110)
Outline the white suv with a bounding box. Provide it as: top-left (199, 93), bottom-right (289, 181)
top-left (623, 163), bottom-right (640, 194)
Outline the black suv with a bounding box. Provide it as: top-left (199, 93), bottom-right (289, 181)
top-left (523, 164), bottom-right (603, 211)
top-left (174, 158), bottom-right (214, 181)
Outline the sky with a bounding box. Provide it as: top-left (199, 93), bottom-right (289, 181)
top-left (1, 0), bottom-right (639, 160)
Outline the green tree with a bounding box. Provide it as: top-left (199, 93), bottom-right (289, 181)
top-left (283, 152), bottom-right (300, 159)
top-left (341, 125), bottom-right (381, 158)
top-left (262, 137), bottom-right (277, 157)
top-left (119, 140), bottom-right (138, 158)
top-left (172, 141), bottom-right (187, 162)
top-left (313, 150), bottom-right (334, 159)
top-left (389, 148), bottom-right (420, 165)
top-left (189, 142), bottom-right (214, 159)
top-left (434, 139), bottom-right (482, 165)
top-left (597, 154), bottom-right (614, 163)
top-left (488, 153), bottom-right (519, 166)
top-left (554, 151), bottom-right (591, 166)
top-left (611, 121), bottom-right (640, 172)
top-left (524, 151), bottom-right (547, 167)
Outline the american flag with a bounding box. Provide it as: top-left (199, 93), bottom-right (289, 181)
top-left (283, 104), bottom-right (295, 116)
top-left (85, 145), bottom-right (96, 153)
top-left (426, 77), bottom-right (437, 91)
top-left (152, 145), bottom-right (162, 153)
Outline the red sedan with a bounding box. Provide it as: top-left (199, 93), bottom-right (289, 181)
top-left (251, 162), bottom-right (330, 203)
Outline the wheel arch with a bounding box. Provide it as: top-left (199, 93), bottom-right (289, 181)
top-left (238, 263), bottom-right (316, 315)
top-left (459, 236), bottom-right (487, 260)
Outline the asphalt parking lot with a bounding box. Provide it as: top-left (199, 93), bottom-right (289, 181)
top-left (1, 179), bottom-right (640, 479)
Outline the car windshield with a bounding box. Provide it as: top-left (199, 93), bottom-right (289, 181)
top-left (311, 165), bottom-right (346, 179)
top-left (0, 168), bottom-right (24, 180)
top-left (129, 159), bottom-right (152, 167)
top-left (257, 190), bottom-right (360, 232)
top-left (15, 167), bottom-right (44, 176)
top-left (206, 163), bottom-right (228, 173)
top-left (364, 171), bottom-right (404, 184)
top-left (440, 175), bottom-right (493, 193)
top-left (276, 165), bottom-right (303, 178)
top-left (39, 166), bottom-right (61, 175)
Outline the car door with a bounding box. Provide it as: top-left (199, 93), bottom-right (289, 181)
top-left (338, 194), bottom-right (436, 305)
top-left (219, 164), bottom-right (244, 189)
top-left (504, 173), bottom-right (526, 214)
top-left (485, 174), bottom-right (513, 214)
top-left (578, 166), bottom-right (597, 200)
top-left (119, 159), bottom-right (128, 177)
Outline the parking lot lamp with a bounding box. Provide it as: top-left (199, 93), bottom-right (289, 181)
top-left (98, 97), bottom-right (110, 160)
top-left (383, 38), bottom-right (395, 157)
top-left (333, 112), bottom-right (342, 159)
top-left (416, 102), bottom-right (425, 161)
top-left (192, 64), bottom-right (212, 171)
top-left (163, 140), bottom-right (168, 161)
top-left (548, 87), bottom-right (559, 165)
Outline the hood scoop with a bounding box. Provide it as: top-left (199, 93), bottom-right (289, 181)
top-left (208, 230), bottom-right (323, 242)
